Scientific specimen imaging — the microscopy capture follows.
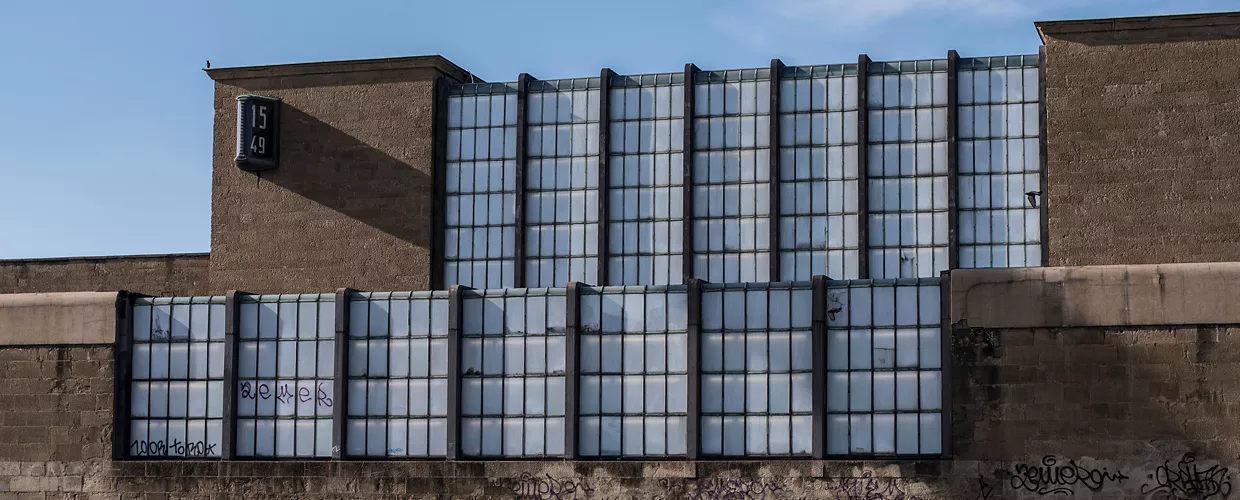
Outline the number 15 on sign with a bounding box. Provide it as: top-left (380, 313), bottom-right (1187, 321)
top-left (235, 94), bottom-right (280, 171)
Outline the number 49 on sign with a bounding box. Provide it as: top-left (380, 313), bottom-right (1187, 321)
top-left (235, 94), bottom-right (280, 171)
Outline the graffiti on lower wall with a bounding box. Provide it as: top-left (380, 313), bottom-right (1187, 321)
top-left (657, 478), bottom-right (784, 500)
top-left (1141, 454), bottom-right (1232, 499)
top-left (829, 471), bottom-right (923, 500)
top-left (1006, 455), bottom-right (1129, 496)
top-left (493, 472), bottom-right (596, 500)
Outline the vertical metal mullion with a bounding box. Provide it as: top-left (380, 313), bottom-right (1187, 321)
top-left (939, 271), bottom-right (953, 457)
top-left (514, 74), bottom-right (534, 288)
top-left (599, 70), bottom-right (615, 285)
top-left (446, 285), bottom-right (465, 459)
top-left (221, 291), bottom-right (242, 460)
top-left (810, 277), bottom-right (827, 459)
top-left (769, 59), bottom-right (784, 281)
top-left (331, 288), bottom-right (353, 460)
top-left (682, 64), bottom-right (699, 284)
top-left (685, 278), bottom-right (702, 459)
top-left (1038, 47), bottom-right (1049, 266)
top-left (564, 282), bottom-right (582, 458)
top-left (112, 291), bottom-right (135, 460)
top-left (856, 55), bottom-right (871, 279)
top-left (432, 77), bottom-right (451, 289)
top-left (946, 51), bottom-right (960, 271)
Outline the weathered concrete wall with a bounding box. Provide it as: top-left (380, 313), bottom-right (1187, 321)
top-left (207, 57), bottom-right (468, 295)
top-left (0, 253), bottom-right (210, 296)
top-left (0, 292), bottom-right (118, 346)
top-left (1040, 12), bottom-right (1240, 266)
top-left (951, 262), bottom-right (1240, 328)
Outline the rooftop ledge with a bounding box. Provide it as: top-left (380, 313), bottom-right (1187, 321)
top-left (205, 54), bottom-right (473, 84)
top-left (1036, 11), bottom-right (1240, 44)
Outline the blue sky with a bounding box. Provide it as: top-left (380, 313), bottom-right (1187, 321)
top-left (0, 0), bottom-right (1232, 259)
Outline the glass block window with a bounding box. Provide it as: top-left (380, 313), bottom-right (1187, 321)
top-left (446, 83), bottom-right (519, 289)
top-left (527, 78), bottom-right (602, 287)
top-left (700, 283), bottom-right (813, 456)
top-left (866, 60), bottom-right (949, 279)
top-left (236, 294), bottom-right (336, 458)
top-left (346, 292), bottom-right (450, 457)
top-left (824, 279), bottom-right (942, 456)
top-left (958, 55), bottom-right (1042, 268)
top-left (778, 65), bottom-right (862, 281)
top-left (578, 286), bottom-right (690, 456)
top-left (608, 73), bottom-right (686, 285)
top-left (460, 288), bottom-right (567, 457)
top-left (692, 69), bottom-right (772, 284)
top-left (129, 296), bottom-right (225, 458)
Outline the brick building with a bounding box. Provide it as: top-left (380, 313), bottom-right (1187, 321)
top-left (2, 11), bottom-right (1240, 499)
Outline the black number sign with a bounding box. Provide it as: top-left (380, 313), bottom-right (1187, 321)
top-left (235, 95), bottom-right (280, 171)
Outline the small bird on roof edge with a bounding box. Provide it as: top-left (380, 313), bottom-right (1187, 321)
top-left (206, 60), bottom-right (211, 69)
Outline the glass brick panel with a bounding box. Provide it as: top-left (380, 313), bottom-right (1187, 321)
top-left (527, 78), bottom-right (602, 286)
top-left (460, 288), bottom-right (567, 457)
top-left (345, 291), bottom-right (450, 457)
top-left (824, 278), bottom-right (942, 456)
top-left (235, 294), bottom-right (336, 458)
top-left (129, 296), bottom-right (225, 458)
top-left (777, 64), bottom-right (861, 280)
top-left (699, 282), bottom-right (813, 456)
top-left (578, 285), bottom-right (690, 456)
top-left (607, 72), bottom-right (686, 285)
top-left (866, 59), bottom-right (950, 279)
top-left (445, 82), bottom-right (520, 289)
top-left (957, 55), bottom-right (1042, 268)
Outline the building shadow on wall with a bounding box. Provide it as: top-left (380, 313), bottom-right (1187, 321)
top-left (246, 103), bottom-right (434, 250)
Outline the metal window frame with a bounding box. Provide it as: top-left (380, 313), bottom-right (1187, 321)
top-left (112, 291), bottom-right (136, 460)
top-left (681, 64), bottom-right (699, 285)
top-left (856, 55), bottom-right (871, 279)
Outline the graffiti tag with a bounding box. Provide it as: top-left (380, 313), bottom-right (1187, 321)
top-left (1141, 454), bottom-right (1232, 499)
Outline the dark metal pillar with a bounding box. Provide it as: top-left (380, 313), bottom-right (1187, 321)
top-left (682, 64), bottom-right (699, 284)
top-left (563, 282), bottom-right (582, 458)
top-left (514, 73), bottom-right (534, 287)
top-left (939, 270), bottom-right (953, 457)
top-left (331, 288), bottom-right (353, 460)
top-left (111, 291), bottom-right (135, 460)
top-left (445, 284), bottom-right (466, 459)
top-left (685, 278), bottom-right (703, 459)
top-left (431, 76), bottom-right (450, 289)
top-left (810, 276), bottom-right (827, 459)
top-left (769, 59), bottom-right (785, 281)
top-left (598, 70), bottom-right (615, 285)
top-left (946, 51), bottom-right (961, 271)
top-left (221, 290), bottom-right (243, 460)
top-left (856, 55), bottom-right (872, 279)
top-left (1038, 47), bottom-right (1050, 266)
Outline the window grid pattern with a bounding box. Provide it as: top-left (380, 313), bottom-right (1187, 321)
top-left (445, 83), bottom-right (520, 289)
top-left (346, 292), bottom-right (450, 457)
top-left (692, 69), bottom-right (773, 284)
top-left (958, 55), bottom-right (1042, 268)
top-left (527, 79), bottom-right (602, 287)
top-left (825, 279), bottom-right (942, 456)
top-left (235, 294), bottom-right (336, 458)
top-left (578, 286), bottom-right (690, 456)
top-left (460, 288), bottom-right (567, 457)
top-left (608, 73), bottom-right (686, 286)
top-left (129, 296), bottom-right (225, 458)
top-left (777, 65), bottom-right (862, 281)
top-left (700, 283), bottom-right (814, 456)
top-left (866, 60), bottom-right (950, 279)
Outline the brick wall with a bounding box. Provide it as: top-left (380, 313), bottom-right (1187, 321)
top-left (0, 254), bottom-right (210, 296)
top-left (207, 57), bottom-right (468, 295)
top-left (1041, 13), bottom-right (1240, 266)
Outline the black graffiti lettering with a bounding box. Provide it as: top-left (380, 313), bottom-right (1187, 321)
top-left (257, 383), bottom-right (272, 400)
top-left (831, 471), bottom-right (921, 500)
top-left (275, 383), bottom-right (295, 404)
top-left (1008, 455), bottom-right (1127, 496)
top-left (657, 477), bottom-right (783, 500)
top-left (299, 386), bottom-right (312, 403)
top-left (1141, 454), bottom-right (1232, 499)
top-left (132, 439), bottom-right (215, 457)
top-left (240, 381), bottom-right (255, 400)
top-left (493, 472), bottom-right (594, 500)
top-left (316, 382), bottom-right (334, 408)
